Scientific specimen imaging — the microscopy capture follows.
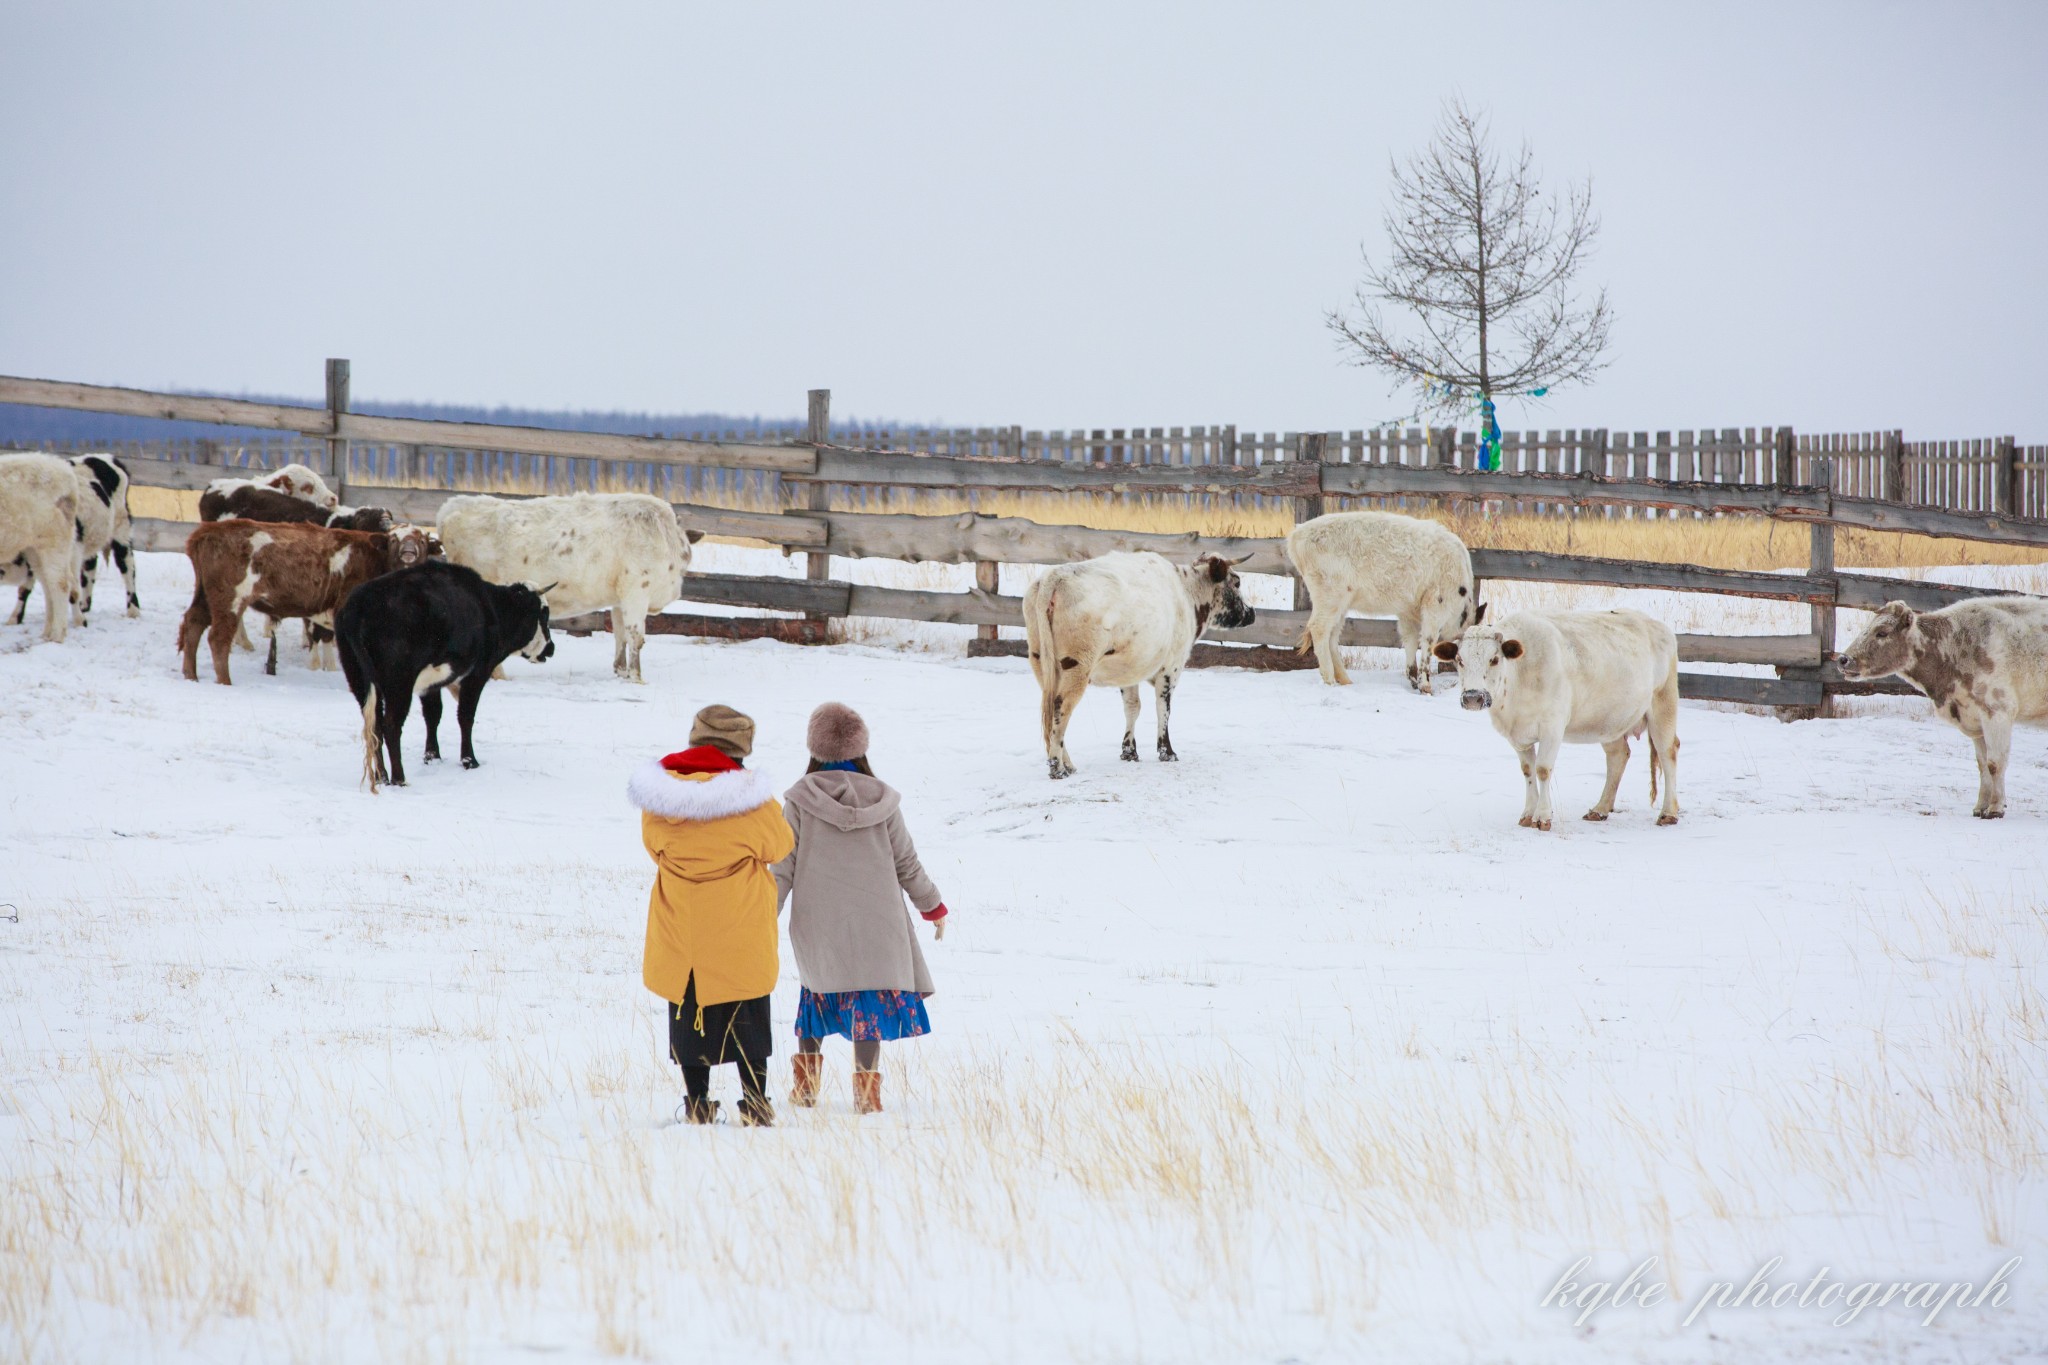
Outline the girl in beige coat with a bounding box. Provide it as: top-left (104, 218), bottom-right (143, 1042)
top-left (771, 703), bottom-right (947, 1115)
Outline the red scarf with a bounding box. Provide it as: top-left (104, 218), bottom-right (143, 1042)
top-left (659, 745), bottom-right (741, 775)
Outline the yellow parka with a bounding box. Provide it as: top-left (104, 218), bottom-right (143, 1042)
top-left (628, 759), bottom-right (795, 1006)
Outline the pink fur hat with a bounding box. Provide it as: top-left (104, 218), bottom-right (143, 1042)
top-left (805, 702), bottom-right (870, 762)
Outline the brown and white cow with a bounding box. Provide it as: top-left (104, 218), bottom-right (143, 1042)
top-left (1435, 606), bottom-right (1681, 830)
top-left (1837, 597), bottom-right (2048, 818)
top-left (178, 520), bottom-right (438, 685)
top-left (1021, 550), bottom-right (1256, 779)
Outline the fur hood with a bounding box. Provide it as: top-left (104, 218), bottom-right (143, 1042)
top-left (627, 759), bottom-right (778, 822)
top-left (783, 769), bottom-right (901, 831)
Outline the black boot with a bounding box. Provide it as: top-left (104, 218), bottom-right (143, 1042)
top-left (736, 1093), bottom-right (775, 1128)
top-left (680, 1096), bottom-right (720, 1125)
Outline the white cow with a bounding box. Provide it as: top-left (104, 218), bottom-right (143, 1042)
top-left (4, 454), bottom-right (138, 627)
top-left (204, 462), bottom-right (339, 512)
top-left (1434, 607), bottom-right (1681, 831)
top-left (1837, 597), bottom-right (2048, 818)
top-left (436, 492), bottom-right (696, 682)
top-left (1286, 510), bottom-right (1476, 691)
top-left (1022, 550), bottom-right (1256, 779)
top-left (0, 453), bottom-right (80, 642)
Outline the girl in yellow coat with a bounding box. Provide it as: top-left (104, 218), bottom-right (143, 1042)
top-left (627, 704), bottom-right (794, 1126)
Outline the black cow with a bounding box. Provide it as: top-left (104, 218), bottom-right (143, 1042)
top-left (336, 561), bottom-right (556, 792)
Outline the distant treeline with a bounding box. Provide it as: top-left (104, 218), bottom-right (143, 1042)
top-left (0, 395), bottom-right (854, 445)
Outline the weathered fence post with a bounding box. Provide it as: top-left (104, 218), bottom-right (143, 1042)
top-left (325, 358), bottom-right (350, 500)
top-left (1882, 430), bottom-right (1905, 503)
top-left (1809, 458), bottom-right (1837, 719)
top-left (974, 561), bottom-right (1001, 646)
top-left (1774, 426), bottom-right (1795, 489)
top-left (804, 389), bottom-right (832, 621)
top-left (1995, 436), bottom-right (2018, 517)
top-left (1291, 431), bottom-right (1326, 609)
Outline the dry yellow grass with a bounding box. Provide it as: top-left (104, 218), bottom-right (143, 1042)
top-left (129, 480), bottom-right (2048, 574)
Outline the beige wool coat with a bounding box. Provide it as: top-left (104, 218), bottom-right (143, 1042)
top-left (770, 770), bottom-right (943, 995)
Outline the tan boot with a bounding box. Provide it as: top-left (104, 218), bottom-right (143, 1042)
top-left (852, 1068), bottom-right (882, 1115)
top-left (791, 1053), bottom-right (822, 1108)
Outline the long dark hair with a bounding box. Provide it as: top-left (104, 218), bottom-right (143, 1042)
top-left (806, 755), bottom-right (874, 777)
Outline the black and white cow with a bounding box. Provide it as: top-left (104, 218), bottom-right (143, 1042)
top-left (336, 560), bottom-right (556, 792)
top-left (4, 453), bottom-right (138, 627)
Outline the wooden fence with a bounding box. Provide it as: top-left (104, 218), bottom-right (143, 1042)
top-left (6, 366), bottom-right (2047, 713)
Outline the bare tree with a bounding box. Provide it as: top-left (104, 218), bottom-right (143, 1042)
top-left (1328, 98), bottom-right (1611, 420)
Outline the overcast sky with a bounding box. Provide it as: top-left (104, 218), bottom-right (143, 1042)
top-left (3, 2), bottom-right (2043, 436)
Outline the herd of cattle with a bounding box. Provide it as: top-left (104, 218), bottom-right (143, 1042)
top-left (3, 449), bottom-right (2046, 817)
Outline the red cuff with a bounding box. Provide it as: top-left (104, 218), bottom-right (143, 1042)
top-left (921, 903), bottom-right (948, 921)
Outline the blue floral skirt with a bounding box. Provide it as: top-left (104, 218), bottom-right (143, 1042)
top-left (794, 987), bottom-right (931, 1042)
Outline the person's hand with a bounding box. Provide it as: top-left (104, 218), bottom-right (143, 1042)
top-left (923, 903), bottom-right (949, 940)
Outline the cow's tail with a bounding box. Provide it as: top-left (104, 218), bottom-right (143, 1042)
top-left (1646, 726), bottom-right (1660, 807)
top-left (338, 628), bottom-right (381, 794)
top-left (1295, 625), bottom-right (1313, 656)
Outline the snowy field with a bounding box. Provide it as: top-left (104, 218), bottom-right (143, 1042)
top-left (3, 548), bottom-right (2045, 1363)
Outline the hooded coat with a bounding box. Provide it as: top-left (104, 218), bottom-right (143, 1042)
top-left (771, 770), bottom-right (943, 995)
top-left (628, 758), bottom-right (795, 1007)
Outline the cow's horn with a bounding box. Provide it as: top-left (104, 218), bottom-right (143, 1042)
top-left (533, 581), bottom-right (560, 595)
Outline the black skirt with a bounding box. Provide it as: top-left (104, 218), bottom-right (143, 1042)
top-left (667, 971), bottom-right (772, 1068)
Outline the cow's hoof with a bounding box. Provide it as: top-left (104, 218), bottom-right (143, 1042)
top-left (1656, 814), bottom-right (1679, 826)
top-left (1119, 740), bottom-right (1139, 762)
top-left (1974, 808), bottom-right (2003, 819)
top-left (1517, 815), bottom-right (1534, 828)
top-left (126, 607), bottom-right (140, 618)
top-left (1157, 748), bottom-right (1178, 763)
top-left (1533, 819), bottom-right (1553, 832)
top-left (423, 752), bottom-right (441, 764)
top-left (1583, 810), bottom-right (1609, 822)
top-left (462, 757), bottom-right (480, 771)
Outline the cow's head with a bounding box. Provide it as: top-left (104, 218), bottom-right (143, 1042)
top-left (260, 464), bottom-right (340, 511)
top-left (1432, 606), bottom-right (1522, 712)
top-left (387, 525), bottom-right (441, 568)
top-left (1188, 553), bottom-right (1256, 632)
top-left (509, 582), bottom-right (556, 663)
top-left (1837, 601), bottom-right (1917, 681)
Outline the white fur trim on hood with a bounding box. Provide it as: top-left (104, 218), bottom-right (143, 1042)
top-left (627, 759), bottom-right (778, 822)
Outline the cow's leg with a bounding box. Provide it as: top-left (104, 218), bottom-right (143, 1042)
top-left (1397, 612), bottom-right (1426, 693)
top-left (1586, 738), bottom-right (1630, 821)
top-left (1119, 686), bottom-right (1142, 761)
top-left (22, 547), bottom-right (68, 643)
top-left (1154, 670), bottom-right (1179, 762)
top-left (613, 601), bottom-right (649, 683)
top-left (1529, 732), bottom-right (1562, 831)
top-left (235, 613), bottom-right (258, 653)
top-left (110, 537), bottom-right (139, 616)
top-left (208, 610), bottom-right (239, 685)
top-left (264, 627), bottom-right (280, 676)
top-left (77, 554), bottom-right (97, 625)
top-left (178, 583), bottom-right (209, 680)
top-left (1647, 678), bottom-right (1681, 825)
top-left (420, 689), bottom-right (445, 763)
top-left (1303, 585), bottom-right (1349, 686)
top-left (1976, 714), bottom-right (2012, 818)
top-left (381, 688), bottom-right (414, 787)
top-left (1046, 664), bottom-right (1088, 780)
top-left (454, 672), bottom-right (490, 769)
top-left (9, 574), bottom-right (30, 626)
top-left (1515, 742), bottom-right (1540, 827)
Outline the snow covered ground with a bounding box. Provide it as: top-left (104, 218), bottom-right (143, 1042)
top-left (3, 549), bottom-right (2044, 1363)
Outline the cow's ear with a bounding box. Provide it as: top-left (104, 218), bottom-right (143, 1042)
top-left (1207, 556), bottom-right (1229, 583)
top-left (685, 529), bottom-right (705, 544)
top-left (1501, 639), bottom-right (1523, 660)
top-left (1472, 601), bottom-right (1488, 626)
top-left (1432, 640), bottom-right (1459, 662)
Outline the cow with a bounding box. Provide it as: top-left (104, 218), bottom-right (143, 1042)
top-left (198, 484), bottom-right (406, 659)
top-left (435, 492), bottom-right (696, 682)
top-left (1433, 607), bottom-right (1681, 831)
top-left (199, 483), bottom-right (394, 534)
top-left (1285, 510), bottom-right (1476, 691)
top-left (1022, 551), bottom-right (1256, 779)
top-left (1836, 598), bottom-right (2048, 818)
top-left (0, 453), bottom-right (79, 642)
top-left (336, 560), bottom-right (556, 792)
top-left (204, 462), bottom-right (338, 512)
top-left (3, 453), bottom-right (138, 628)
top-left (177, 520), bottom-right (439, 684)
